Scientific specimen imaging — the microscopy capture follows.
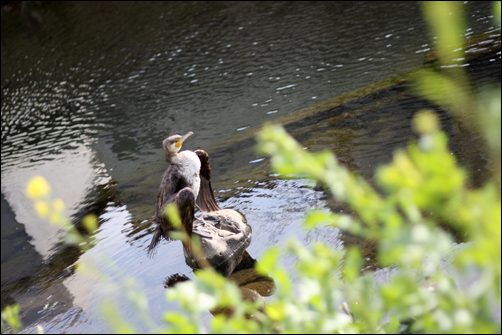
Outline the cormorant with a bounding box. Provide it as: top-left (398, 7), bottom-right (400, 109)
top-left (148, 131), bottom-right (220, 254)
top-left (148, 132), bottom-right (252, 276)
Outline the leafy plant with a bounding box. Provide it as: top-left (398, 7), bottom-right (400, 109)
top-left (1, 305), bottom-right (21, 334)
top-left (253, 109), bottom-right (500, 333)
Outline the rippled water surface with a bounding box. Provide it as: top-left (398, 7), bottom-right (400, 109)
top-left (1, 1), bottom-right (498, 333)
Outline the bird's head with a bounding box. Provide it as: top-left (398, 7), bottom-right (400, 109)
top-left (163, 131), bottom-right (194, 159)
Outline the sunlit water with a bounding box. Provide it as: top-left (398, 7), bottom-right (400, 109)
top-left (1, 1), bottom-right (498, 333)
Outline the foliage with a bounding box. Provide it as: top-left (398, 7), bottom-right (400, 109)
top-left (1, 305), bottom-right (21, 334)
top-left (2, 1), bottom-right (501, 334)
top-left (254, 112), bottom-right (500, 333)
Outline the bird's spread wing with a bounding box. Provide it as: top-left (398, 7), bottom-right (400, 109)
top-left (195, 149), bottom-right (221, 212)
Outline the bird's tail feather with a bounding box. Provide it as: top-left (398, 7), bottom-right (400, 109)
top-left (147, 224), bottom-right (164, 258)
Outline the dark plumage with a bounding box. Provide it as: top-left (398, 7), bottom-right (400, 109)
top-left (147, 131), bottom-right (253, 277)
top-left (148, 132), bottom-right (221, 256)
top-left (194, 150), bottom-right (220, 212)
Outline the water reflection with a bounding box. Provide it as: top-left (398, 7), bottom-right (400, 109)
top-left (164, 251), bottom-right (275, 318)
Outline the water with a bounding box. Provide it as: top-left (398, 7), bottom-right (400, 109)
top-left (1, 1), bottom-right (498, 333)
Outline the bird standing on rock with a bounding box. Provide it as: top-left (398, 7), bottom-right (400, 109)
top-left (148, 131), bottom-right (221, 256)
top-left (148, 131), bottom-right (252, 276)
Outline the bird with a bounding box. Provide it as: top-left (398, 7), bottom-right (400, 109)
top-left (148, 131), bottom-right (221, 257)
top-left (147, 131), bottom-right (253, 276)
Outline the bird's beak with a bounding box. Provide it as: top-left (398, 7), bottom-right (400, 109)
top-left (176, 131), bottom-right (194, 148)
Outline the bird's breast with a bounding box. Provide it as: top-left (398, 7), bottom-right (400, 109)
top-left (175, 151), bottom-right (201, 199)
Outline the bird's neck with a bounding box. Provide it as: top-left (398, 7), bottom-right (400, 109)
top-left (165, 151), bottom-right (176, 164)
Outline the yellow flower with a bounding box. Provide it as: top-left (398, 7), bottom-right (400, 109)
top-left (83, 214), bottom-right (98, 232)
top-left (53, 198), bottom-right (65, 212)
top-left (413, 110), bottom-right (439, 135)
top-left (34, 200), bottom-right (50, 218)
top-left (26, 176), bottom-right (51, 200)
top-left (50, 212), bottom-right (63, 226)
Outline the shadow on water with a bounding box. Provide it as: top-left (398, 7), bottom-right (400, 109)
top-left (164, 251), bottom-right (275, 318)
top-left (1, 1), bottom-right (499, 332)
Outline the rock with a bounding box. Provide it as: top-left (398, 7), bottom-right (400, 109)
top-left (184, 209), bottom-right (252, 277)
